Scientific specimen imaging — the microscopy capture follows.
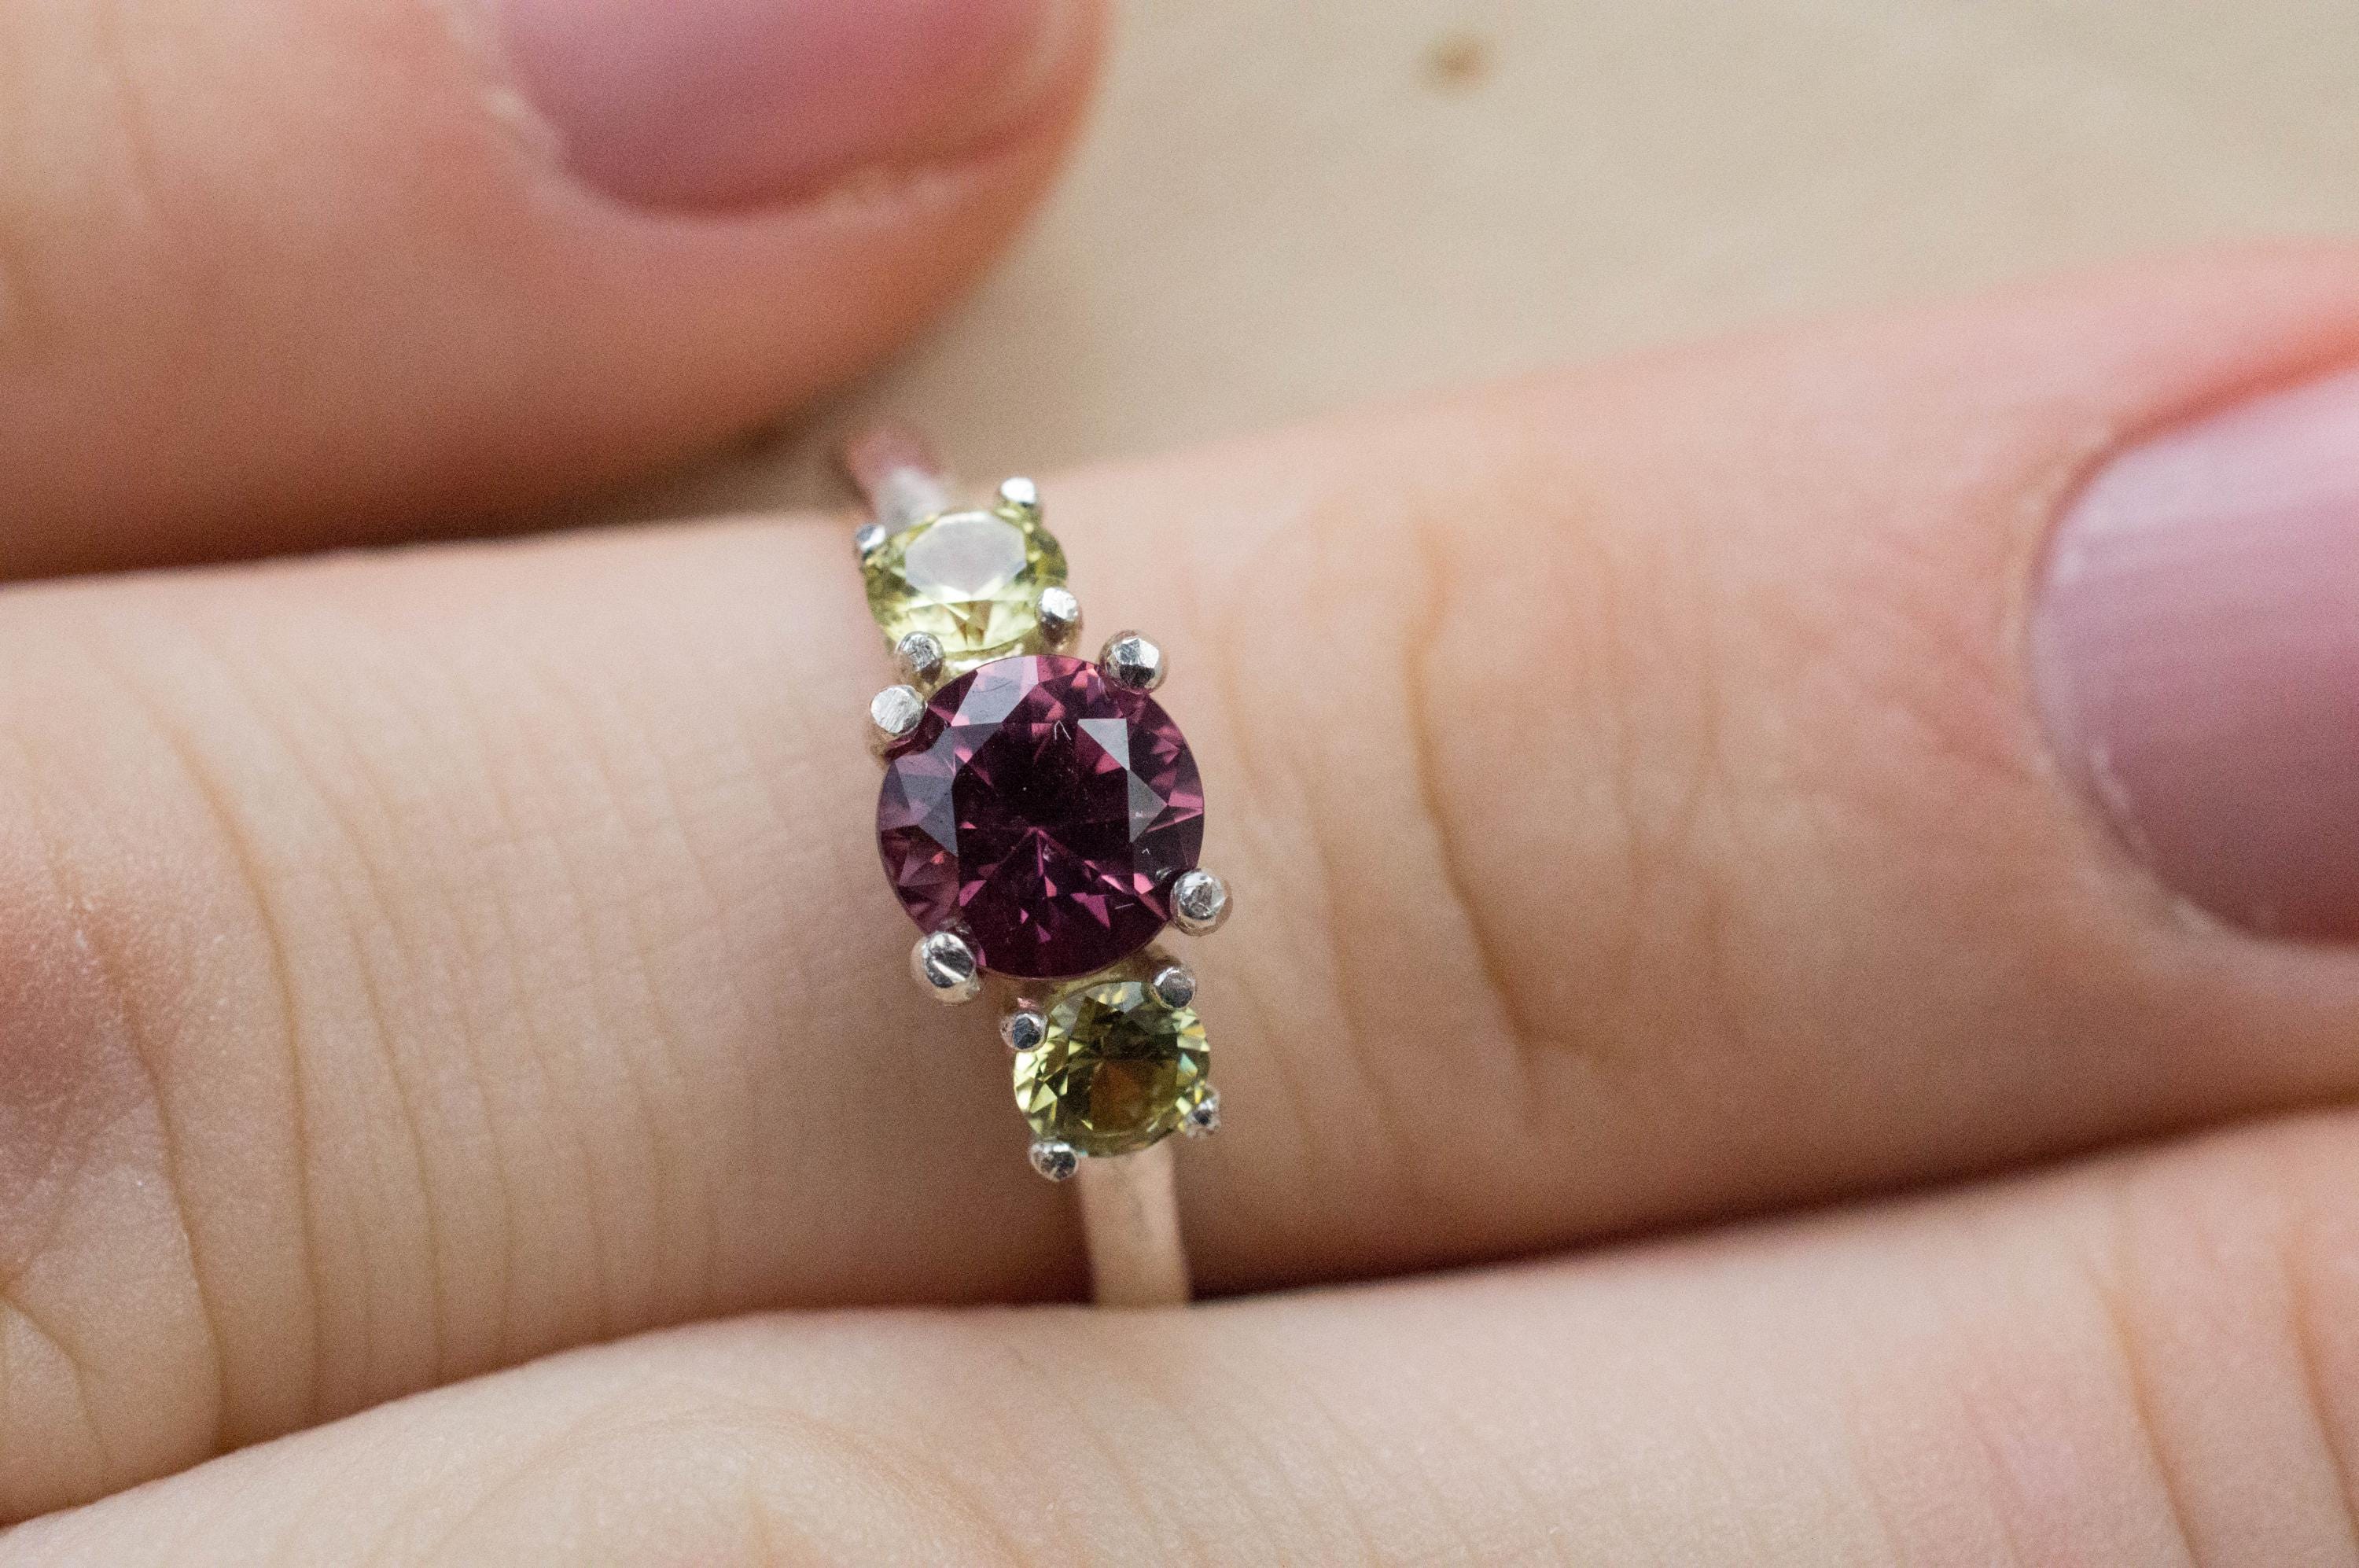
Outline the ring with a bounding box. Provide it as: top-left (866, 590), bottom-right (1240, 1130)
top-left (841, 425), bottom-right (1228, 1309)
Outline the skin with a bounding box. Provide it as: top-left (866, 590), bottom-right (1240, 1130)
top-left (3, 1), bottom-right (2359, 1561)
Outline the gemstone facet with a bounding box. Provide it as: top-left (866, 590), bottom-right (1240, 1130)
top-left (1014, 977), bottom-right (1210, 1156)
top-left (863, 504), bottom-right (1069, 673)
top-left (876, 654), bottom-right (1205, 980)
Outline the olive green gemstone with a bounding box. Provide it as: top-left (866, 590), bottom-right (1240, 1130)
top-left (863, 504), bottom-right (1069, 672)
top-left (1014, 979), bottom-right (1209, 1156)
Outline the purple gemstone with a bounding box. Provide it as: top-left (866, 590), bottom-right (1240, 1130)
top-left (877, 655), bottom-right (1205, 980)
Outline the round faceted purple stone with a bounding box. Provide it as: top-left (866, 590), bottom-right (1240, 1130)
top-left (877, 655), bottom-right (1205, 980)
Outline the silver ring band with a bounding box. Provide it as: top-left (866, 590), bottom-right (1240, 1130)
top-left (1076, 1141), bottom-right (1189, 1307)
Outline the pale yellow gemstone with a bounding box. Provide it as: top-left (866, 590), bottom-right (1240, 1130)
top-left (1013, 978), bottom-right (1209, 1157)
top-left (863, 504), bottom-right (1069, 672)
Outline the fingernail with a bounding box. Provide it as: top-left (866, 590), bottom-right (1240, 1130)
top-left (490, 0), bottom-right (1070, 209)
top-left (2033, 367), bottom-right (2359, 940)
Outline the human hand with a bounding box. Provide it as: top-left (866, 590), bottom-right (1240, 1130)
top-left (5, 0), bottom-right (2359, 1561)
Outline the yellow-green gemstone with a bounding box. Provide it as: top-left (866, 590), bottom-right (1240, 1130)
top-left (863, 505), bottom-right (1069, 672)
top-left (1014, 979), bottom-right (1209, 1156)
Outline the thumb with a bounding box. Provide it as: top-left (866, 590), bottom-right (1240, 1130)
top-left (0, 0), bottom-right (1100, 576)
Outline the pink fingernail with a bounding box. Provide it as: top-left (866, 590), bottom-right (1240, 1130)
top-left (491, 0), bottom-right (1068, 210)
top-left (2033, 367), bottom-right (2359, 940)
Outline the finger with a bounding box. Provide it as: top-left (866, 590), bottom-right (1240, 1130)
top-left (17, 1111), bottom-right (2359, 1562)
top-left (0, 0), bottom-right (1100, 577)
top-left (9, 248), bottom-right (2359, 1515)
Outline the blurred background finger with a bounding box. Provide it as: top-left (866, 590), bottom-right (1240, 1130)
top-left (15, 1109), bottom-right (2359, 1563)
top-left (0, 0), bottom-right (1100, 576)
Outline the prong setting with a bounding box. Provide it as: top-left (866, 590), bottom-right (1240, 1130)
top-left (894, 631), bottom-right (946, 686)
top-left (911, 930), bottom-right (983, 1004)
top-left (1099, 631), bottom-right (1165, 692)
top-left (1029, 1138), bottom-right (1080, 1181)
top-left (1036, 586), bottom-right (1083, 651)
top-left (868, 683), bottom-right (925, 756)
top-left (1170, 869), bottom-right (1231, 935)
top-left (1150, 963), bottom-right (1198, 1010)
top-left (1001, 1007), bottom-right (1047, 1054)
top-left (997, 475), bottom-right (1042, 519)
top-left (854, 429), bottom-right (1228, 1214)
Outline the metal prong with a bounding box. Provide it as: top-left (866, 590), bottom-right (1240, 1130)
top-left (1001, 1007), bottom-right (1047, 1053)
top-left (1099, 631), bottom-right (1165, 692)
top-left (1170, 869), bottom-right (1231, 935)
top-left (1149, 963), bottom-right (1197, 1009)
top-left (911, 930), bottom-right (983, 1004)
top-left (1182, 1087), bottom-right (1220, 1139)
top-left (998, 475), bottom-right (1041, 519)
top-left (853, 521), bottom-right (889, 561)
top-left (895, 631), bottom-right (946, 686)
top-left (1029, 1138), bottom-right (1080, 1181)
top-left (1037, 586), bottom-right (1083, 652)
top-left (869, 684), bottom-right (925, 756)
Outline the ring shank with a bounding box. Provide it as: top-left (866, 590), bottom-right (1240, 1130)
top-left (1075, 1142), bottom-right (1191, 1307)
top-left (840, 423), bottom-right (951, 531)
